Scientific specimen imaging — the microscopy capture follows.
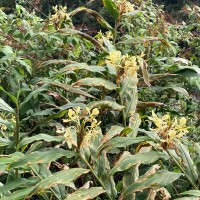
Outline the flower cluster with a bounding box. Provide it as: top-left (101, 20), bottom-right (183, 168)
top-left (58, 107), bottom-right (101, 148)
top-left (0, 112), bottom-right (16, 131)
top-left (115, 0), bottom-right (134, 14)
top-left (106, 50), bottom-right (140, 77)
top-left (50, 6), bottom-right (72, 29)
top-left (148, 111), bottom-right (188, 146)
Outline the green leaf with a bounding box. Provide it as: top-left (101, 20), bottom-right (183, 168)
top-left (119, 36), bottom-right (169, 46)
top-left (73, 78), bottom-right (117, 90)
top-left (1, 45), bottom-right (14, 57)
top-left (174, 198), bottom-right (199, 200)
top-left (109, 151), bottom-right (169, 176)
top-left (58, 28), bottom-right (107, 52)
top-left (0, 178), bottom-right (29, 194)
top-left (19, 84), bottom-right (49, 115)
top-left (138, 58), bottom-right (150, 87)
top-left (177, 143), bottom-right (198, 184)
top-left (40, 59), bottom-right (75, 68)
top-left (0, 98), bottom-right (15, 114)
top-left (17, 134), bottom-right (65, 149)
top-left (151, 86), bottom-right (189, 97)
top-left (98, 136), bottom-right (150, 153)
top-left (175, 66), bottom-right (200, 77)
top-left (49, 81), bottom-right (95, 98)
top-left (120, 76), bottom-right (138, 118)
top-left (0, 86), bottom-right (17, 105)
top-left (120, 170), bottom-right (182, 199)
top-left (81, 100), bottom-right (124, 117)
top-left (17, 58), bottom-right (32, 75)
top-left (0, 152), bottom-right (24, 164)
top-left (27, 168), bottom-right (90, 198)
top-left (0, 137), bottom-right (13, 147)
top-left (101, 125), bottom-right (124, 143)
top-left (60, 63), bottom-right (105, 74)
top-left (0, 187), bottom-right (34, 200)
top-left (180, 190), bottom-right (200, 197)
top-left (69, 7), bottom-right (114, 32)
top-left (102, 0), bottom-right (120, 20)
top-left (65, 187), bottom-right (105, 200)
top-left (8, 148), bottom-right (76, 169)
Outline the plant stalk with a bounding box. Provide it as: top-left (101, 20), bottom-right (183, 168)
top-left (166, 149), bottom-right (198, 190)
top-left (79, 152), bottom-right (113, 200)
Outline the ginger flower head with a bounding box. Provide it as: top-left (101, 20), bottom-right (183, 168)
top-left (148, 111), bottom-right (188, 147)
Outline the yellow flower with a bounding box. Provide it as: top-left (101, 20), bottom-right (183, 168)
top-left (148, 111), bottom-right (188, 146)
top-left (91, 108), bottom-right (99, 116)
top-left (59, 107), bottom-right (101, 148)
top-left (107, 51), bottom-right (122, 66)
top-left (63, 107), bottom-right (81, 123)
top-left (0, 112), bottom-right (16, 131)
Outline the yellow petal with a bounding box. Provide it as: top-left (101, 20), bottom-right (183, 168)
top-left (91, 108), bottom-right (99, 116)
top-left (180, 117), bottom-right (186, 126)
top-left (162, 114), bottom-right (170, 121)
top-left (168, 130), bottom-right (176, 139)
top-left (68, 109), bottom-right (75, 119)
top-left (76, 106), bottom-right (80, 115)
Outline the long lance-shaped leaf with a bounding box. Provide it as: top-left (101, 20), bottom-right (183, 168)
top-left (137, 101), bottom-right (164, 109)
top-left (86, 129), bottom-right (117, 199)
top-left (17, 134), bottom-right (65, 149)
top-left (19, 84), bottom-right (49, 115)
top-left (179, 190), bottom-right (200, 197)
top-left (59, 63), bottom-right (106, 74)
top-left (0, 187), bottom-right (34, 200)
top-left (0, 136), bottom-right (13, 147)
top-left (0, 152), bottom-right (24, 164)
top-left (69, 7), bottom-right (114, 32)
top-left (177, 142), bottom-right (198, 184)
top-left (101, 125), bottom-right (124, 144)
top-left (174, 198), bottom-right (200, 200)
top-left (138, 73), bottom-right (179, 86)
top-left (120, 170), bottom-right (182, 199)
top-left (0, 86), bottom-right (17, 105)
top-left (109, 151), bottom-right (170, 176)
top-left (102, 0), bottom-right (120, 20)
top-left (0, 98), bottom-right (15, 114)
top-left (0, 178), bottom-right (34, 194)
top-left (98, 136), bottom-right (150, 153)
top-left (175, 66), bottom-right (200, 77)
top-left (58, 28), bottom-right (107, 52)
top-left (138, 57), bottom-right (150, 87)
top-left (72, 78), bottom-right (117, 90)
top-left (29, 110), bottom-right (67, 133)
top-left (27, 168), bottom-right (90, 198)
top-left (38, 81), bottom-right (95, 99)
top-left (151, 86), bottom-right (189, 98)
top-left (65, 187), bottom-right (105, 200)
top-left (119, 36), bottom-right (170, 46)
top-left (81, 100), bottom-right (124, 118)
top-left (44, 90), bottom-right (70, 104)
top-left (7, 148), bottom-right (76, 169)
top-left (39, 59), bottom-right (76, 68)
top-left (120, 76), bottom-right (138, 118)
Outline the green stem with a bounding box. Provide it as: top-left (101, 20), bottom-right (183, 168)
top-left (113, 20), bottom-right (118, 45)
top-left (166, 149), bottom-right (198, 190)
top-left (14, 105), bottom-right (20, 179)
top-left (31, 167), bottom-right (62, 200)
top-left (14, 105), bottom-right (20, 148)
top-left (119, 93), bottom-right (126, 127)
top-left (79, 152), bottom-right (113, 200)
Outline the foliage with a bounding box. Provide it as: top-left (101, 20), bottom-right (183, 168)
top-left (0, 0), bottom-right (199, 199)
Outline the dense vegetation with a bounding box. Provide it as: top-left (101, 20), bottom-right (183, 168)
top-left (0, 0), bottom-right (200, 199)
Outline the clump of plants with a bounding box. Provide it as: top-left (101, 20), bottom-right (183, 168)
top-left (0, 0), bottom-right (199, 199)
